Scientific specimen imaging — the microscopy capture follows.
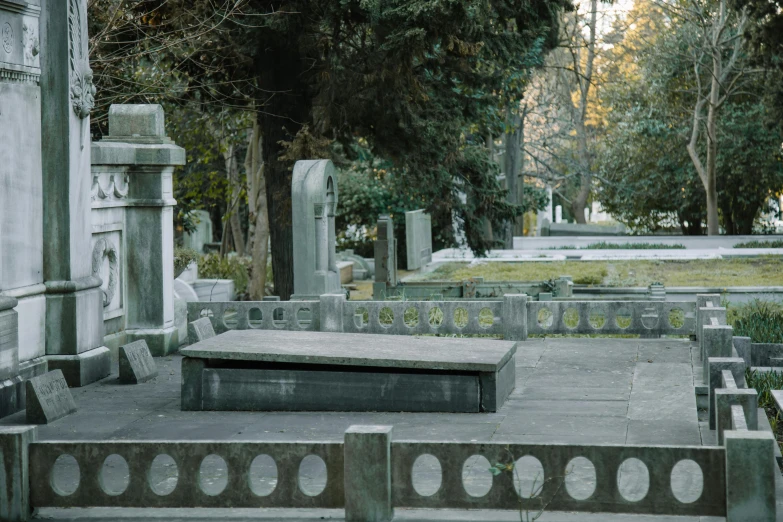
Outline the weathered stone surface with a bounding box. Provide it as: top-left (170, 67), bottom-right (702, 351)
top-left (292, 160), bottom-right (341, 298)
top-left (47, 346), bottom-right (111, 388)
top-left (119, 340), bottom-right (158, 384)
top-left (0, 425), bottom-right (37, 522)
top-left (405, 209), bottom-right (432, 271)
top-left (188, 317), bottom-right (215, 342)
top-left (25, 370), bottom-right (77, 424)
top-left (344, 425), bottom-right (393, 522)
top-left (181, 329), bottom-right (516, 372)
top-left (725, 430), bottom-right (777, 521)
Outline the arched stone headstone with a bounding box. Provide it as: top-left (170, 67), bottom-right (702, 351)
top-left (292, 160), bottom-right (342, 299)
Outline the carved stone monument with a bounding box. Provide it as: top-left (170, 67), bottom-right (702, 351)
top-left (92, 104), bottom-right (185, 356)
top-left (118, 340), bottom-right (157, 384)
top-left (291, 160), bottom-right (342, 299)
top-left (405, 209), bottom-right (432, 271)
top-left (373, 215), bottom-right (397, 299)
top-left (26, 369), bottom-right (77, 424)
top-left (0, 0), bottom-right (49, 417)
top-left (40, 0), bottom-right (110, 386)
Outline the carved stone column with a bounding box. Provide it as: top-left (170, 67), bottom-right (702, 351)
top-left (40, 0), bottom-right (109, 386)
top-left (92, 105), bottom-right (185, 356)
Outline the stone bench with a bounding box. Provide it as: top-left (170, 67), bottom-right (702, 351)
top-left (180, 330), bottom-right (517, 413)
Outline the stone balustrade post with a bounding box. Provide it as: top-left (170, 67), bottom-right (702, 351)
top-left (320, 294), bottom-right (346, 332)
top-left (702, 325), bottom-right (734, 381)
top-left (344, 425), bottom-right (393, 522)
top-left (695, 294), bottom-right (721, 339)
top-left (707, 357), bottom-right (746, 429)
top-left (503, 294), bottom-right (529, 341)
top-left (725, 430), bottom-right (776, 521)
top-left (91, 105), bottom-right (185, 356)
top-left (0, 426), bottom-right (37, 522)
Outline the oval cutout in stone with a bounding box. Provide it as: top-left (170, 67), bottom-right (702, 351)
top-left (615, 307), bottom-right (633, 329)
top-left (223, 307), bottom-right (239, 329)
top-left (514, 455), bottom-right (545, 499)
top-left (617, 458), bottom-right (649, 502)
top-left (671, 459), bottom-right (703, 504)
top-left (537, 308), bottom-right (554, 329)
top-left (478, 308), bottom-right (494, 329)
top-left (588, 309), bottom-right (606, 329)
top-left (296, 307), bottom-right (312, 329)
top-left (51, 454), bottom-right (80, 497)
top-left (249, 454), bottom-right (278, 497)
top-left (565, 456), bottom-right (596, 500)
top-left (462, 455), bottom-right (492, 497)
top-left (412, 454), bottom-right (442, 497)
top-left (641, 308), bottom-right (659, 330)
top-left (248, 307), bottom-right (263, 328)
top-left (272, 307), bottom-right (287, 329)
top-left (429, 307), bottom-right (444, 328)
top-left (298, 455), bottom-right (328, 497)
top-left (379, 307), bottom-right (395, 328)
top-left (100, 454), bottom-right (130, 496)
top-left (199, 454), bottom-right (228, 496)
top-left (454, 307), bottom-right (469, 329)
top-left (563, 308), bottom-right (580, 329)
top-left (354, 307), bottom-right (369, 329)
top-left (404, 307), bottom-right (419, 328)
top-left (148, 454), bottom-right (178, 496)
top-left (668, 308), bottom-right (685, 329)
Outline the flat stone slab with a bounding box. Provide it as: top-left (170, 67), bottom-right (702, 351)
top-left (119, 340), bottom-right (158, 384)
top-left (180, 330), bottom-right (516, 372)
top-left (26, 370), bottom-right (77, 424)
top-left (181, 330), bottom-right (517, 413)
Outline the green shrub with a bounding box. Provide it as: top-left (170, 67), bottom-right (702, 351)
top-left (746, 368), bottom-right (783, 410)
top-left (734, 240), bottom-right (783, 249)
top-left (583, 242), bottom-right (685, 250)
top-left (729, 299), bottom-right (783, 344)
top-left (174, 247), bottom-right (199, 279)
top-left (198, 254), bottom-right (251, 296)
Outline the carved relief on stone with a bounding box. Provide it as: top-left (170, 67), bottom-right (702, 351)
top-left (22, 22), bottom-right (39, 64)
top-left (2, 22), bottom-right (12, 54)
top-left (91, 173), bottom-right (130, 202)
top-left (68, 0), bottom-right (95, 119)
top-left (92, 238), bottom-right (119, 308)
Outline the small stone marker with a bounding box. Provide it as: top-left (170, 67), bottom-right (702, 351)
top-left (189, 317), bottom-right (216, 342)
top-left (119, 340), bottom-right (158, 384)
top-left (26, 370), bottom-right (77, 424)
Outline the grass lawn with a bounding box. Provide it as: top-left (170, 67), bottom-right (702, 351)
top-left (412, 256), bottom-right (783, 287)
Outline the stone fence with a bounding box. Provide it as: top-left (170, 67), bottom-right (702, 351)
top-left (0, 423), bottom-right (772, 521)
top-left (188, 295), bottom-right (699, 341)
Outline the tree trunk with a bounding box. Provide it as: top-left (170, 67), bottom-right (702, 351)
top-left (224, 143), bottom-right (245, 256)
top-left (503, 112), bottom-right (521, 249)
top-left (704, 52), bottom-right (721, 236)
top-left (246, 121), bottom-right (269, 300)
top-left (255, 31), bottom-right (311, 300)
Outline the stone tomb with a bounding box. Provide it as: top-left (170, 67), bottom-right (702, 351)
top-left (181, 330), bottom-right (516, 413)
top-left (26, 370), bottom-right (77, 424)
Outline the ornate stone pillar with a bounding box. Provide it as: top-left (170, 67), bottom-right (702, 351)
top-left (92, 105), bottom-right (185, 356)
top-left (40, 0), bottom-right (109, 386)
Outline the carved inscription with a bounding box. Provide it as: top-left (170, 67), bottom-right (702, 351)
top-left (119, 340), bottom-right (158, 384)
top-left (26, 370), bottom-right (77, 424)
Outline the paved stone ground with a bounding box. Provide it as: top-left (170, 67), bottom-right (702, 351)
top-left (1, 337), bottom-right (769, 521)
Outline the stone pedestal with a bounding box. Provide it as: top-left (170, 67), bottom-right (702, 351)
top-left (40, 0), bottom-right (109, 386)
top-left (92, 105), bottom-right (185, 356)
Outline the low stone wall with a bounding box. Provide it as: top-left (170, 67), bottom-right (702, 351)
top-left (0, 424), bottom-right (772, 521)
top-left (527, 300), bottom-right (696, 336)
top-left (189, 296), bottom-right (700, 342)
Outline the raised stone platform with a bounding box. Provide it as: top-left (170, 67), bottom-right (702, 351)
top-left (180, 330), bottom-right (517, 413)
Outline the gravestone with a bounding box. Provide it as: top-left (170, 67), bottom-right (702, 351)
top-left (189, 317), bottom-right (216, 342)
top-left (536, 186), bottom-right (553, 235)
top-left (555, 205), bottom-right (563, 224)
top-left (291, 160), bottom-right (341, 299)
top-left (405, 210), bottom-right (433, 271)
top-left (119, 340), bottom-right (157, 384)
top-left (373, 215), bottom-right (397, 299)
top-left (26, 370), bottom-right (77, 424)
top-left (182, 210), bottom-right (212, 254)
